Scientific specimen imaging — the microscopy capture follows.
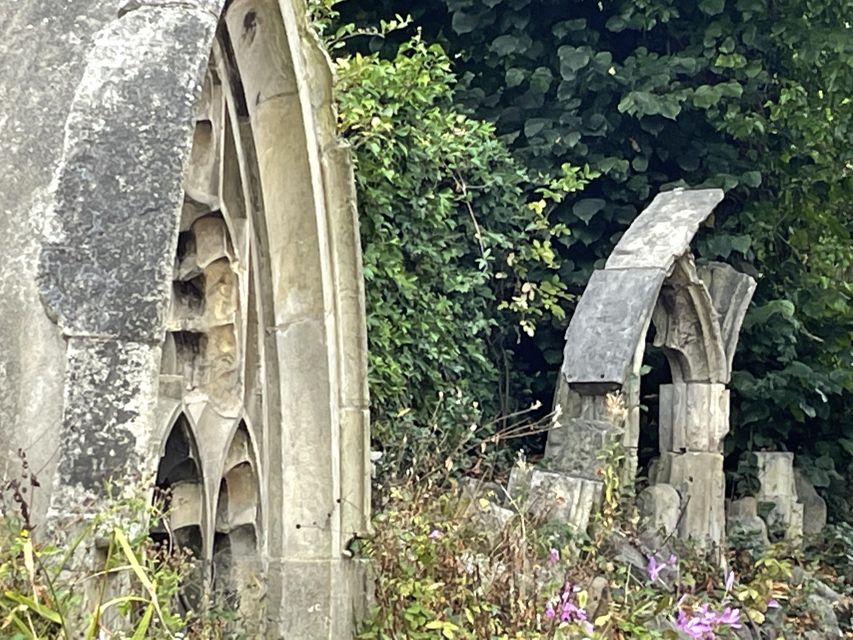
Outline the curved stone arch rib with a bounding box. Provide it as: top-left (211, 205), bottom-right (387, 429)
top-left (562, 188), bottom-right (726, 392)
top-left (38, 3), bottom-right (218, 343)
top-left (561, 267), bottom-right (666, 391)
top-left (36, 2), bottom-right (221, 496)
top-left (605, 188), bottom-right (725, 272)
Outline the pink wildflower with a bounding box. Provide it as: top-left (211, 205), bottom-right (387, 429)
top-left (543, 582), bottom-right (593, 633)
top-left (547, 548), bottom-right (560, 566)
top-left (647, 553), bottom-right (677, 583)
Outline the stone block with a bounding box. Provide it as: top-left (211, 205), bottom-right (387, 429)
top-left (637, 484), bottom-right (680, 541)
top-left (659, 382), bottom-right (729, 453)
top-left (530, 470), bottom-right (602, 533)
top-left (755, 452), bottom-right (803, 542)
top-left (465, 500), bottom-right (516, 545)
top-left (794, 469), bottom-right (827, 535)
top-left (546, 383), bottom-right (620, 458)
top-left (459, 477), bottom-right (505, 505)
top-left (562, 267), bottom-right (665, 390)
top-left (758, 495), bottom-right (804, 542)
top-left (805, 594), bottom-right (842, 639)
top-left (544, 418), bottom-right (613, 479)
top-left (55, 339), bottom-right (161, 492)
top-left (726, 497), bottom-right (769, 548)
top-left (655, 452), bottom-right (725, 545)
top-left (755, 452), bottom-right (796, 497)
top-left (608, 531), bottom-right (648, 578)
top-left (508, 467), bottom-right (602, 534)
top-left (266, 557), bottom-right (369, 640)
top-left (272, 320), bottom-right (336, 559)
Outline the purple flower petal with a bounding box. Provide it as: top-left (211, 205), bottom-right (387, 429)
top-left (725, 569), bottom-right (735, 592)
top-left (647, 556), bottom-right (661, 581)
top-left (547, 547), bottom-right (560, 565)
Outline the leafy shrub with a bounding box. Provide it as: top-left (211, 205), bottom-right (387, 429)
top-left (332, 31), bottom-right (593, 451)
top-left (356, 440), bottom-right (809, 640)
top-left (354, 391), bottom-right (842, 639)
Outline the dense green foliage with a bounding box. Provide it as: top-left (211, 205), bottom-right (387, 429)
top-left (1, 479), bottom-right (196, 639)
top-left (331, 32), bottom-right (593, 444)
top-left (332, 0), bottom-right (852, 513)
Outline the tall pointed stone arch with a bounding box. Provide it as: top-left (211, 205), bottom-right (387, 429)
top-left (0, 0), bottom-right (369, 636)
top-left (545, 189), bottom-right (756, 546)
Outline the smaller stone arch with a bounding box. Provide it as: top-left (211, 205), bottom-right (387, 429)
top-left (152, 412), bottom-right (207, 611)
top-left (543, 188), bottom-right (756, 546)
top-left (154, 407), bottom-right (265, 624)
top-left (211, 421), bottom-right (263, 627)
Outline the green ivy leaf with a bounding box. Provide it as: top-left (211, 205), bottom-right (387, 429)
top-left (524, 118), bottom-right (548, 138)
top-left (451, 11), bottom-right (479, 34)
top-left (558, 46), bottom-right (591, 76)
top-left (699, 0), bottom-right (726, 16)
top-left (492, 34), bottom-right (520, 56)
top-left (573, 198), bottom-right (606, 223)
top-left (742, 171), bottom-right (762, 187)
top-left (693, 85), bottom-right (722, 109)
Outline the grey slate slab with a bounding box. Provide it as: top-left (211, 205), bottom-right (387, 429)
top-left (562, 267), bottom-right (665, 389)
top-left (606, 188), bottom-right (724, 271)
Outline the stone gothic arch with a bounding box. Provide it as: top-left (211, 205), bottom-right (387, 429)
top-left (0, 0), bottom-right (369, 637)
top-left (544, 189), bottom-right (756, 545)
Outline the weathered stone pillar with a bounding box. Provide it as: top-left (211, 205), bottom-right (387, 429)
top-left (655, 382), bottom-right (729, 542)
top-left (755, 452), bottom-right (804, 542)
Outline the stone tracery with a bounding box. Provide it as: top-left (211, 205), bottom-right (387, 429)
top-left (155, 47), bottom-right (265, 613)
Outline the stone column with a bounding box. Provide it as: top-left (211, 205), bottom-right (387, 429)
top-left (755, 452), bottom-right (804, 542)
top-left (655, 382), bottom-right (729, 545)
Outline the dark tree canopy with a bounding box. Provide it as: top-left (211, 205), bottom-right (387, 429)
top-left (331, 0), bottom-right (852, 514)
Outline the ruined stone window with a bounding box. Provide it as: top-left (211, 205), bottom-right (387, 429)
top-left (155, 48), bottom-right (264, 621)
top-left (540, 189), bottom-right (756, 547)
top-left (3, 0), bottom-right (370, 635)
